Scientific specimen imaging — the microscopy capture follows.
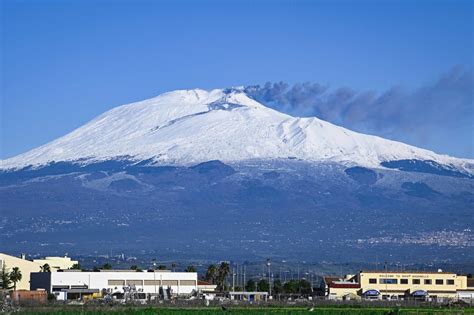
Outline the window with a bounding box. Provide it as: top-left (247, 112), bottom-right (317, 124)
top-left (380, 279), bottom-right (398, 284)
top-left (424, 279), bottom-right (432, 285)
top-left (144, 280), bottom-right (161, 286)
top-left (435, 279), bottom-right (443, 285)
top-left (400, 279), bottom-right (408, 284)
top-left (369, 278), bottom-right (377, 284)
top-left (413, 279), bottom-right (420, 285)
top-left (447, 280), bottom-right (455, 285)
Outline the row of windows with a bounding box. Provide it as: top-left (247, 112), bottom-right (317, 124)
top-left (369, 278), bottom-right (455, 285)
top-left (107, 280), bottom-right (196, 286)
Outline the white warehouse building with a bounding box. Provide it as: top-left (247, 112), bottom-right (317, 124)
top-left (31, 270), bottom-right (198, 300)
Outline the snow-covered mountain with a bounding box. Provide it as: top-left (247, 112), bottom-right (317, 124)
top-left (1, 88), bottom-right (472, 172)
top-left (2, 88), bottom-right (473, 260)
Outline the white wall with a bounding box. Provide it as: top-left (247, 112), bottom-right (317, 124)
top-left (43, 271), bottom-right (197, 295)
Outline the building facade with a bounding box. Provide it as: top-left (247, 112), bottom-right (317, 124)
top-left (324, 277), bottom-right (360, 300)
top-left (358, 271), bottom-right (467, 301)
top-left (0, 253), bottom-right (77, 290)
top-left (30, 270), bottom-right (198, 300)
top-left (0, 253), bottom-right (44, 290)
top-left (324, 270), bottom-right (473, 302)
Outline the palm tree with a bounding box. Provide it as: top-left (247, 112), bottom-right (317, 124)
top-left (205, 264), bottom-right (218, 284)
top-left (218, 262), bottom-right (230, 292)
top-left (71, 263), bottom-right (81, 270)
top-left (0, 264), bottom-right (12, 289)
top-left (185, 265), bottom-right (196, 272)
top-left (40, 264), bottom-right (51, 273)
top-left (9, 267), bottom-right (22, 290)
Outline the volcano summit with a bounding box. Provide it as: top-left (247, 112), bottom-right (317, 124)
top-left (2, 88), bottom-right (473, 173)
top-left (1, 88), bottom-right (473, 262)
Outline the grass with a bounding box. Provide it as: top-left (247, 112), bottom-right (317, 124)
top-left (14, 306), bottom-right (474, 315)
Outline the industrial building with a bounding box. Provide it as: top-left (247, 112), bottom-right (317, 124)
top-left (30, 269), bottom-right (198, 300)
top-left (0, 253), bottom-right (68, 290)
top-left (0, 253), bottom-right (78, 291)
top-left (0, 253), bottom-right (43, 290)
top-left (323, 270), bottom-right (474, 302)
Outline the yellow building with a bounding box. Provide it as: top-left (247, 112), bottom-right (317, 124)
top-left (359, 270), bottom-right (467, 301)
top-left (0, 253), bottom-right (74, 290)
top-left (0, 253), bottom-right (43, 290)
top-left (324, 270), bottom-right (472, 302)
top-left (33, 255), bottom-right (78, 270)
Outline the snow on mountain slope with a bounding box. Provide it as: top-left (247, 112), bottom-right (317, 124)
top-left (1, 88), bottom-right (473, 172)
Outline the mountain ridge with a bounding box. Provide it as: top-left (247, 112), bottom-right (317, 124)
top-left (1, 88), bottom-right (473, 174)
top-left (1, 88), bottom-right (473, 260)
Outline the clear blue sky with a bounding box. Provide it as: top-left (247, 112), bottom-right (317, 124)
top-left (1, 0), bottom-right (473, 159)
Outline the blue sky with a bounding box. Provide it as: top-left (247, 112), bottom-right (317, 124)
top-left (1, 0), bottom-right (473, 159)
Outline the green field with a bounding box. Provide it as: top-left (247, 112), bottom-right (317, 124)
top-left (15, 306), bottom-right (474, 315)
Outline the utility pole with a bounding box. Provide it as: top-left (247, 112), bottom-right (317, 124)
top-left (232, 268), bottom-right (236, 292)
top-left (243, 265), bottom-right (246, 292)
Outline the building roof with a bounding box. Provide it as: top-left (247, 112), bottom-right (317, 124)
top-left (360, 270), bottom-right (457, 275)
top-left (330, 282), bottom-right (360, 289)
top-left (323, 276), bottom-right (341, 285)
top-left (198, 280), bottom-right (212, 286)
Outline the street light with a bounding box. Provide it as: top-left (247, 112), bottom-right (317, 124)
top-left (384, 261), bottom-right (388, 301)
top-left (266, 258), bottom-right (271, 297)
top-left (152, 259), bottom-right (157, 301)
top-left (232, 268), bottom-right (236, 292)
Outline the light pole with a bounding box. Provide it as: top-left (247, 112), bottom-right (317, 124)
top-left (243, 265), bottom-right (246, 292)
top-left (266, 258), bottom-right (271, 297)
top-left (384, 261), bottom-right (388, 301)
top-left (152, 260), bottom-right (157, 301)
top-left (232, 268), bottom-right (236, 292)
